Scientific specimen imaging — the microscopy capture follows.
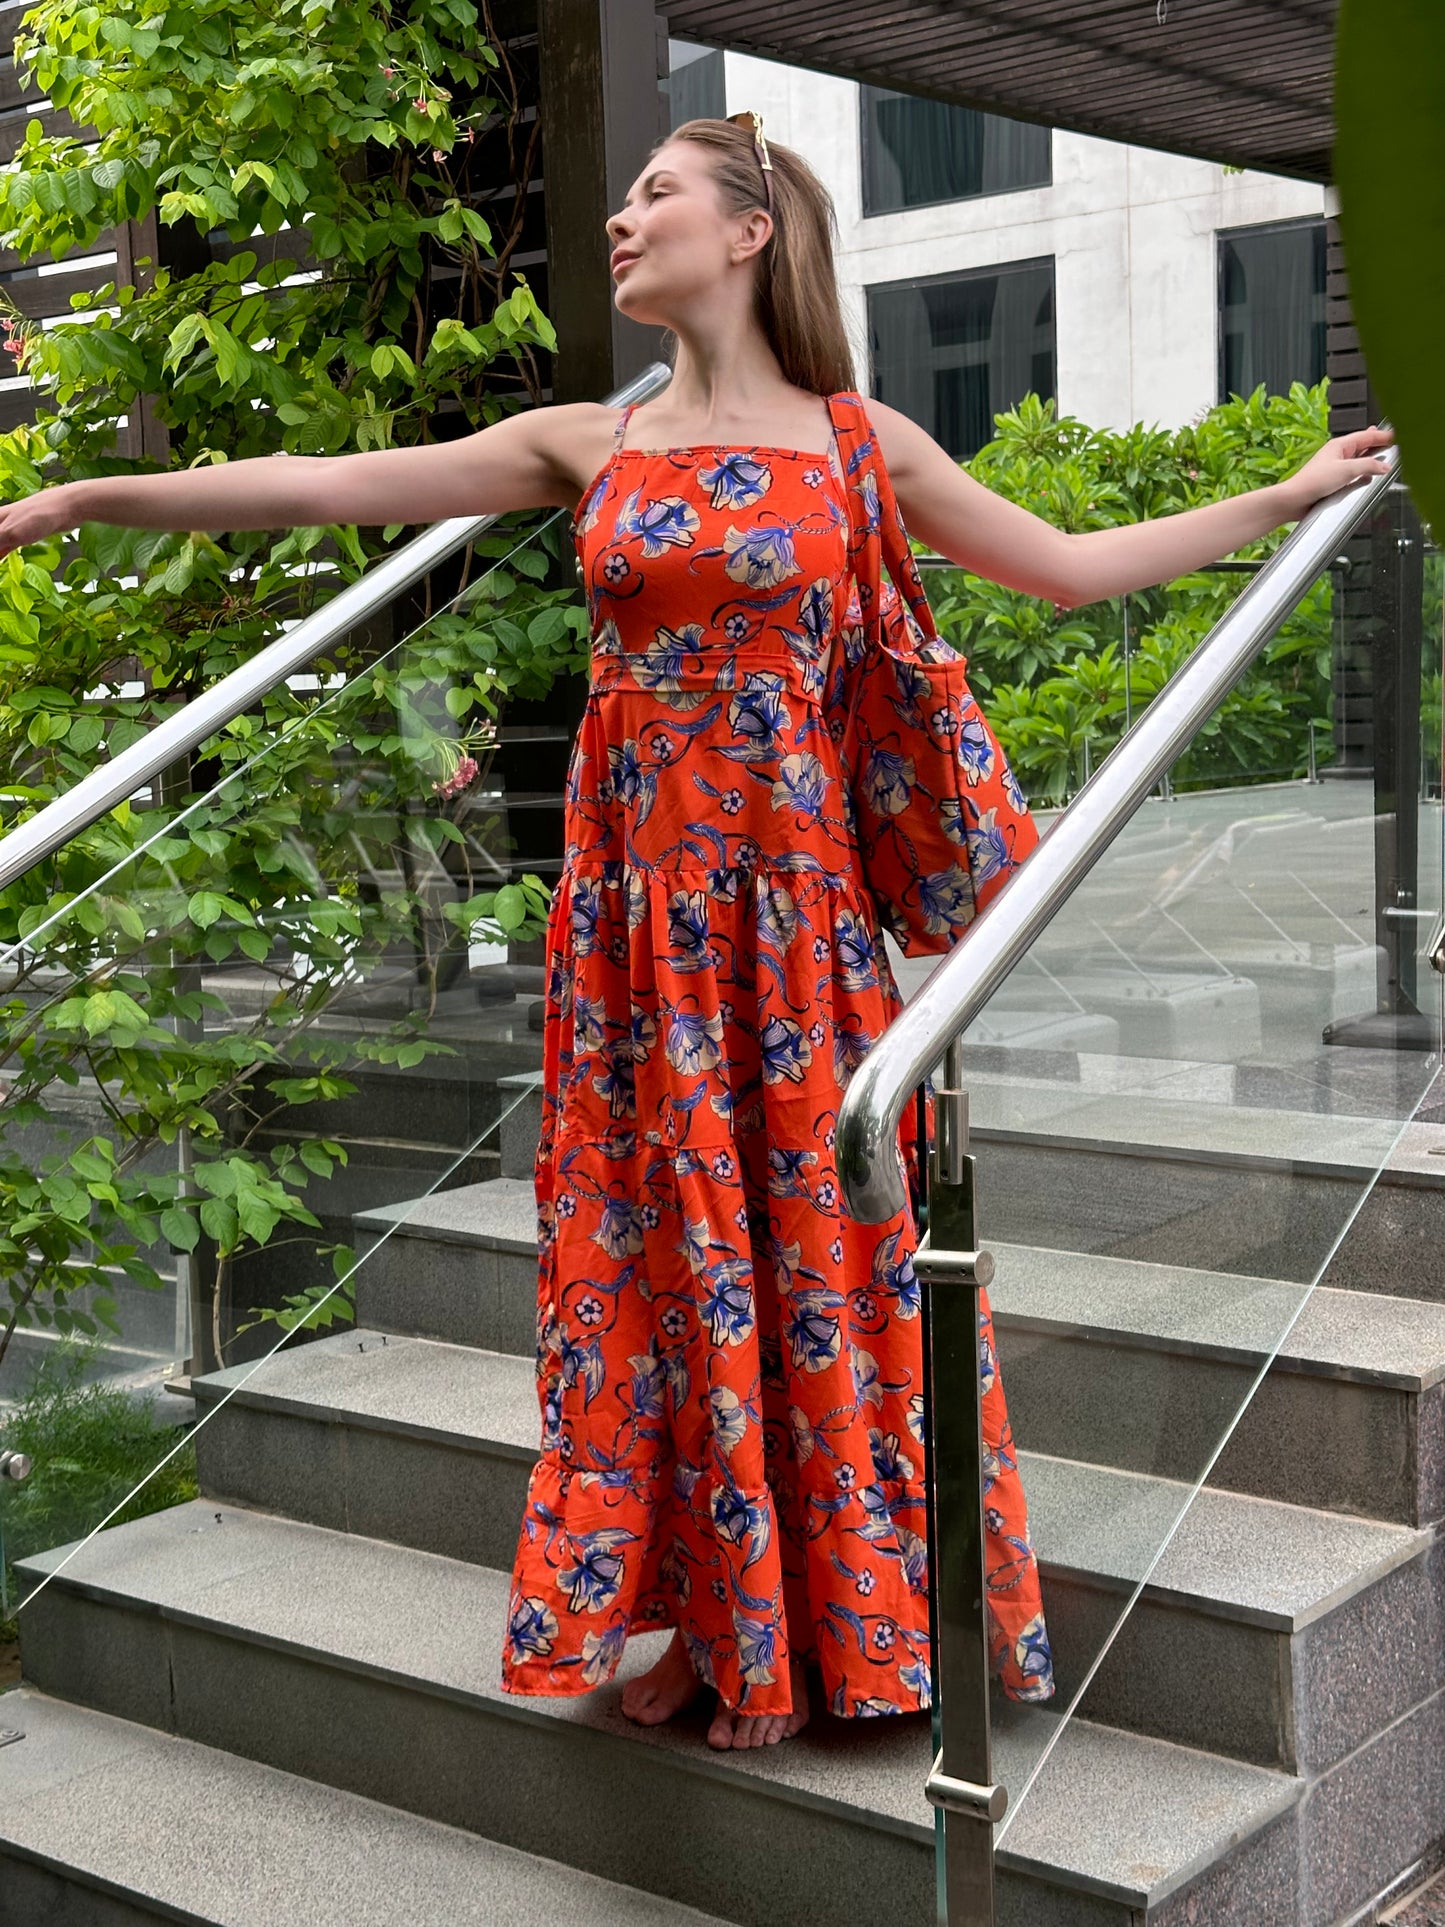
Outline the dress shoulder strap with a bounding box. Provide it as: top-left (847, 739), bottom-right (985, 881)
top-left (611, 402), bottom-right (637, 451)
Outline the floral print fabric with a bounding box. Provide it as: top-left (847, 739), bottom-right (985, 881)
top-left (500, 397), bottom-right (1054, 1720)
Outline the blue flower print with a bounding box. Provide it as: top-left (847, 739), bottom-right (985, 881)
top-left (665, 889), bottom-right (714, 971)
top-left (577, 477), bottom-right (609, 536)
top-left (665, 1006), bottom-right (725, 1075)
top-left (899, 1654), bottom-right (932, 1706)
top-left (869, 1427), bottom-right (916, 1483)
top-left (557, 1526), bottom-right (638, 1614)
top-left (726, 677), bottom-right (792, 752)
top-left (1003, 763), bottom-right (1029, 815)
top-left (721, 522), bottom-right (799, 589)
top-left (608, 738), bottom-right (658, 826)
top-left (918, 864), bottom-right (976, 938)
top-left (630, 1003), bottom-right (657, 1063)
top-left (627, 1342), bottom-right (669, 1420)
top-left (616, 486), bottom-right (700, 557)
top-left (570, 874), bottom-right (603, 956)
top-left (766, 1146), bottom-right (816, 1198)
top-left (579, 1619), bottom-right (628, 1685)
top-left (796, 577), bottom-right (834, 650)
top-left (871, 1232), bottom-right (921, 1320)
top-left (700, 1257), bottom-right (756, 1346)
top-left (759, 1013), bottom-right (812, 1085)
top-left (592, 615), bottom-right (623, 656)
top-left (939, 797), bottom-right (966, 848)
top-left (571, 991), bottom-right (606, 1054)
top-left (698, 453), bottom-right (773, 510)
top-left (636, 623), bottom-right (706, 696)
top-left (862, 748), bottom-right (916, 819)
top-left (755, 877), bottom-right (799, 951)
top-left (591, 1045), bottom-right (635, 1120)
top-left (709, 1384), bottom-right (748, 1454)
top-left (507, 1591), bottom-right (559, 1660)
top-left (833, 910), bottom-right (877, 989)
top-left (832, 1023), bottom-right (874, 1089)
top-left (965, 808), bottom-right (1012, 889)
top-left (733, 1609), bottom-right (779, 1690)
top-left (770, 752), bottom-right (827, 821)
top-left (896, 1526), bottom-right (929, 1593)
top-left (679, 1214), bottom-right (712, 1273)
top-left (1014, 1616), bottom-right (1055, 1699)
top-left (711, 1478), bottom-right (772, 1565)
top-left (955, 710), bottom-right (997, 783)
top-left (592, 1193), bottom-right (645, 1260)
top-left (785, 1284), bottom-right (845, 1373)
top-left (851, 1345), bottom-right (884, 1409)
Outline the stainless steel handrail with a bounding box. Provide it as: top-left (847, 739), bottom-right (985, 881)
top-left (837, 450), bottom-right (1402, 1223)
top-left (0, 361), bottom-right (673, 894)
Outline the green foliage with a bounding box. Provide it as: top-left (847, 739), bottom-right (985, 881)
top-left (1335, 0), bottom-right (1445, 546)
top-left (0, 1334), bottom-right (198, 1631)
top-left (0, 0), bottom-right (567, 1374)
top-left (931, 385), bottom-right (1336, 801)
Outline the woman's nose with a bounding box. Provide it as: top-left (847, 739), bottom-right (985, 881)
top-left (605, 208), bottom-right (635, 244)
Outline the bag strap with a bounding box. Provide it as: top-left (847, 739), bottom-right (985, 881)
top-left (824, 392), bottom-right (940, 643)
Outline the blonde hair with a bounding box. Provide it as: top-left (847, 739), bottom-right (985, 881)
top-left (662, 118), bottom-right (856, 398)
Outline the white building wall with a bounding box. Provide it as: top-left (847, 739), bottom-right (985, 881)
top-left (717, 51), bottom-right (1327, 435)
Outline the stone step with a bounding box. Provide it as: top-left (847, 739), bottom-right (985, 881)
top-left (0, 1686), bottom-right (731, 1927)
top-left (989, 1244), bottom-right (1445, 1526)
top-left (350, 1178), bottom-right (1445, 1525)
top-left (185, 1334), bottom-right (1437, 1774)
top-left (11, 1501), bottom-right (1313, 1927)
top-left (966, 1074), bottom-right (1445, 1301)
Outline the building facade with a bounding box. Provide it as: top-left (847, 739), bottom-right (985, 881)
top-left (667, 42), bottom-right (1330, 447)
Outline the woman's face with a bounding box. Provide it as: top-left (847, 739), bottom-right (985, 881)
top-left (605, 139), bottom-right (765, 326)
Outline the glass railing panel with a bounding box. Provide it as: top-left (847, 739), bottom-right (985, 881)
top-left (0, 507), bottom-right (575, 1630)
top-left (908, 493), bottom-right (1443, 1889)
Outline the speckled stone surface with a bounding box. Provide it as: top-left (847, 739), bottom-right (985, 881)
top-left (354, 1176), bottom-right (539, 1252)
top-left (13, 1502), bottom-right (1301, 1924)
top-left (0, 1688), bottom-right (730, 1926)
top-left (353, 1178), bottom-right (540, 1351)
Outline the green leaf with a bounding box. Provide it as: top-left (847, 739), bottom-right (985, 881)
top-left (1335, 0), bottom-right (1445, 539)
top-left (187, 890), bottom-right (226, 929)
top-left (160, 1206), bottom-right (199, 1251)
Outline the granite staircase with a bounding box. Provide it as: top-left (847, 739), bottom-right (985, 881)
top-left (4, 1059), bottom-right (1445, 1926)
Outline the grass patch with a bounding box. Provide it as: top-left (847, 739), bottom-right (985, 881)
top-left (1, 1336), bottom-right (197, 1642)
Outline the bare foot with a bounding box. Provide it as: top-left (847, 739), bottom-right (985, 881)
top-left (707, 1659), bottom-right (811, 1750)
top-left (620, 1628), bottom-right (705, 1726)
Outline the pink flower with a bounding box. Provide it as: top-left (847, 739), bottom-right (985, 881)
top-left (380, 64), bottom-right (395, 76)
top-left (414, 94), bottom-right (428, 111)
top-left (431, 752), bottom-right (478, 799)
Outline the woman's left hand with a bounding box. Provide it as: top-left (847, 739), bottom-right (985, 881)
top-left (1277, 423), bottom-right (1394, 520)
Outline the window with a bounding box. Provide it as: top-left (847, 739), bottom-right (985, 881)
top-left (665, 40), bottom-right (725, 131)
top-left (867, 259), bottom-right (1056, 460)
top-left (1218, 218), bottom-right (1327, 402)
top-left (861, 86), bottom-right (1050, 216)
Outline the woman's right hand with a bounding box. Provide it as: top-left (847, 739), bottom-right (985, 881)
top-left (0, 483), bottom-right (82, 559)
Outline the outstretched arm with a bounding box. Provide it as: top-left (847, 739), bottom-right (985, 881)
top-left (0, 401), bottom-right (610, 558)
top-left (874, 401), bottom-right (1394, 610)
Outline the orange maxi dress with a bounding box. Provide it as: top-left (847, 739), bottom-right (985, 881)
top-left (500, 402), bottom-right (1054, 1721)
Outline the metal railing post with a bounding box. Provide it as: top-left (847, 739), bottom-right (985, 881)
top-left (920, 1039), bottom-right (1005, 1926)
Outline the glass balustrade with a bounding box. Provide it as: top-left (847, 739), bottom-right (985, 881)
top-left (903, 481), bottom-right (1443, 1910)
top-left (0, 506), bottom-right (574, 1624)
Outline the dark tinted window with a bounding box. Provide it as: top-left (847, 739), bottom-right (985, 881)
top-left (666, 42), bottom-right (725, 131)
top-left (861, 86), bottom-right (1050, 215)
top-left (868, 260), bottom-right (1056, 459)
top-left (1218, 218), bottom-right (1327, 401)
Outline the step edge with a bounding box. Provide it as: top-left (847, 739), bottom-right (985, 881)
top-left (13, 1506), bottom-right (1302, 1901)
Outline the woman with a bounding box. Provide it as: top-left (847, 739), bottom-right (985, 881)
top-left (0, 116), bottom-right (1390, 1755)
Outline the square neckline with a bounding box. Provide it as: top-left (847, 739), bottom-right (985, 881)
top-left (573, 404), bottom-right (846, 528)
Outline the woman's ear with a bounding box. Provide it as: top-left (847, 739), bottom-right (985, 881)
top-left (731, 208), bottom-right (774, 266)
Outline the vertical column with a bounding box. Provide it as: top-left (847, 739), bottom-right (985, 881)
top-left (1325, 210), bottom-right (1375, 779)
top-left (537, 0), bottom-right (668, 403)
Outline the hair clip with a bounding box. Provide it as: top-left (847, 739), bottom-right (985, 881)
top-left (728, 108), bottom-right (774, 214)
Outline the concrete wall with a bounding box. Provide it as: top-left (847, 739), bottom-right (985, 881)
top-left (715, 50), bottom-right (1327, 435)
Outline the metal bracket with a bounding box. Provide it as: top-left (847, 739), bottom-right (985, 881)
top-left (0, 1449), bottom-right (31, 1482)
top-left (913, 1241), bottom-right (996, 1290)
top-left (1428, 916), bottom-right (1445, 977)
top-left (926, 1753), bottom-right (1009, 1824)
top-left (0, 1729), bottom-right (24, 1750)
